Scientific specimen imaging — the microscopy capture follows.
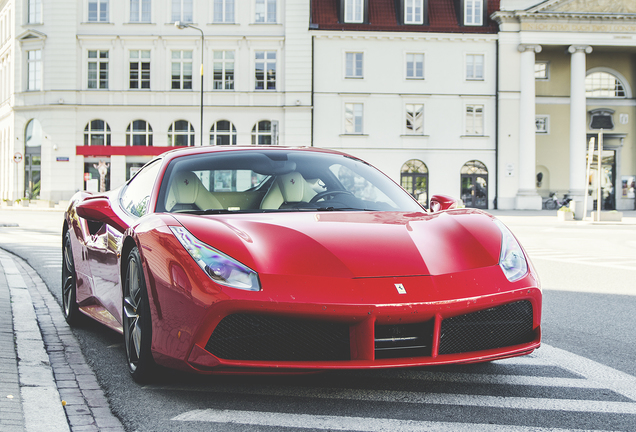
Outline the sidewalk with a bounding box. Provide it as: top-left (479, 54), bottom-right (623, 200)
top-left (0, 250), bottom-right (124, 432)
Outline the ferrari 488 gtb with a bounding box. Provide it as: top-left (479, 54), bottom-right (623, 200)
top-left (62, 146), bottom-right (541, 382)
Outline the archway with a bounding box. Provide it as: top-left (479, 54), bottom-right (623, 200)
top-left (461, 160), bottom-right (488, 209)
top-left (400, 159), bottom-right (428, 206)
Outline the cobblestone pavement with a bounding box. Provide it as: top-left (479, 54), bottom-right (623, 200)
top-left (0, 250), bottom-right (124, 432)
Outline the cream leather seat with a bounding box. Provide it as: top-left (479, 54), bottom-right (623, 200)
top-left (165, 171), bottom-right (223, 211)
top-left (260, 172), bottom-right (317, 209)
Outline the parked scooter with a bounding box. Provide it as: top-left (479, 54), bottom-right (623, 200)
top-left (544, 192), bottom-right (572, 210)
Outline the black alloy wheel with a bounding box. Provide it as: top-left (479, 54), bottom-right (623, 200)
top-left (123, 247), bottom-right (155, 383)
top-left (62, 231), bottom-right (81, 325)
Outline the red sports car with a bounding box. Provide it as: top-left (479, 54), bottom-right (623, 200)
top-left (62, 146), bottom-right (541, 383)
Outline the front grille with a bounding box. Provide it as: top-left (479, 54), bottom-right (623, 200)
top-left (375, 321), bottom-right (434, 359)
top-left (205, 314), bottom-right (350, 361)
top-left (438, 300), bottom-right (534, 355)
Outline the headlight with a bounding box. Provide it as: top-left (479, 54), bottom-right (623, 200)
top-left (170, 226), bottom-right (260, 291)
top-left (494, 220), bottom-right (528, 282)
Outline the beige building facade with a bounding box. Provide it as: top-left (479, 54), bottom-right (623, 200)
top-left (495, 0), bottom-right (636, 213)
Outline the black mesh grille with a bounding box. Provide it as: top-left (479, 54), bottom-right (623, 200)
top-left (205, 314), bottom-right (350, 361)
top-left (375, 321), bottom-right (434, 359)
top-left (438, 300), bottom-right (534, 355)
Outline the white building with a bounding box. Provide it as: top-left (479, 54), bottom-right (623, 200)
top-left (0, 0), bottom-right (312, 203)
top-left (310, 0), bottom-right (499, 209)
top-left (2, 0), bottom-right (635, 214)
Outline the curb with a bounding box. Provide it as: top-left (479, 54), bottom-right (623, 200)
top-left (0, 250), bottom-right (125, 432)
top-left (1, 252), bottom-right (69, 432)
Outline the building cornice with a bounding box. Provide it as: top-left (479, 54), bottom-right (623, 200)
top-left (312, 32), bottom-right (497, 43)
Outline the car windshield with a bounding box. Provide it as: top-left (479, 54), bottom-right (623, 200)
top-left (156, 149), bottom-right (423, 213)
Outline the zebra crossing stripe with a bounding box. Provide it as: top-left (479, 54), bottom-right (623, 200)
top-left (172, 408), bottom-right (596, 432)
top-left (158, 343), bottom-right (636, 424)
top-left (163, 384), bottom-right (635, 415)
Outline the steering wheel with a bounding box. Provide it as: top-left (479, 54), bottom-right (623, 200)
top-left (309, 190), bottom-right (354, 203)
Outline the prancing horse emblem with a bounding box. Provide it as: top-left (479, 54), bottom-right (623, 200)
top-left (395, 283), bottom-right (407, 294)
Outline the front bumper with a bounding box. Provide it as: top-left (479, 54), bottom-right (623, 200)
top-left (177, 267), bottom-right (541, 373)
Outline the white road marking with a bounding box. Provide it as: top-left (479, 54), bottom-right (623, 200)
top-left (172, 409), bottom-right (596, 432)
top-left (163, 343), bottom-right (636, 430)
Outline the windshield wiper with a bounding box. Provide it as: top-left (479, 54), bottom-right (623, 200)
top-left (314, 207), bottom-right (370, 212)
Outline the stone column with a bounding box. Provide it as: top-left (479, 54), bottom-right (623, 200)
top-left (568, 45), bottom-right (593, 219)
top-left (515, 44), bottom-right (542, 210)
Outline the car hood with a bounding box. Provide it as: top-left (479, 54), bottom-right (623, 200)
top-left (170, 209), bottom-right (502, 278)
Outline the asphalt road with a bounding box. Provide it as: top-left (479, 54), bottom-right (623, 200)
top-left (1, 208), bottom-right (635, 432)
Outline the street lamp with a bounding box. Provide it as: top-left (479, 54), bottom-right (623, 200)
top-left (175, 21), bottom-right (204, 147)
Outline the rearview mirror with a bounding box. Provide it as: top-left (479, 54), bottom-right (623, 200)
top-left (76, 197), bottom-right (128, 233)
top-left (430, 195), bottom-right (458, 212)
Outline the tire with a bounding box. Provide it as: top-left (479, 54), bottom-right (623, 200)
top-left (545, 200), bottom-right (557, 210)
top-left (123, 247), bottom-right (156, 383)
top-left (62, 231), bottom-right (82, 326)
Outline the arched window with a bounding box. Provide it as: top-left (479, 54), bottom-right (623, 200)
top-left (461, 160), bottom-right (488, 209)
top-left (586, 71), bottom-right (627, 98)
top-left (400, 159), bottom-right (428, 206)
top-left (251, 120), bottom-right (272, 145)
top-left (167, 120), bottom-right (195, 146)
top-left (210, 120), bottom-right (237, 145)
top-left (126, 120), bottom-right (153, 146)
top-left (84, 120), bottom-right (111, 146)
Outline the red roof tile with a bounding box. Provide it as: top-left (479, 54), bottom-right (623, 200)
top-left (311, 0), bottom-right (500, 33)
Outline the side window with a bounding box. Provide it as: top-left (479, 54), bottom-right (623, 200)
top-left (120, 160), bottom-right (162, 217)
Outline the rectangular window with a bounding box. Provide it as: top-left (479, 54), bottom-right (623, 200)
top-left (466, 54), bottom-right (484, 80)
top-left (255, 0), bottom-right (276, 23)
top-left (255, 51), bottom-right (276, 90)
top-left (464, 0), bottom-right (483, 26)
top-left (129, 50), bottom-right (151, 89)
top-left (536, 115), bottom-right (549, 134)
top-left (344, 0), bottom-right (363, 23)
top-left (405, 0), bottom-right (423, 24)
top-left (213, 51), bottom-right (235, 90)
top-left (345, 52), bottom-right (363, 78)
top-left (28, 0), bottom-right (42, 24)
top-left (27, 49), bottom-right (41, 91)
top-left (214, 0), bottom-right (235, 23)
top-left (406, 53), bottom-right (424, 79)
top-left (171, 0), bottom-right (193, 23)
top-left (406, 104), bottom-right (424, 134)
top-left (345, 103), bottom-right (363, 134)
top-left (88, 50), bottom-right (109, 89)
top-left (535, 61), bottom-right (549, 80)
top-left (466, 104), bottom-right (484, 135)
top-left (171, 50), bottom-right (192, 90)
top-left (130, 0), bottom-right (151, 23)
top-left (88, 0), bottom-right (109, 22)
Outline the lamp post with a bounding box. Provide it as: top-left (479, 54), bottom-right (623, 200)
top-left (175, 21), bottom-right (204, 146)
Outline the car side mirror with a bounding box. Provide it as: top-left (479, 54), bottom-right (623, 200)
top-left (430, 195), bottom-right (458, 212)
top-left (76, 197), bottom-right (128, 233)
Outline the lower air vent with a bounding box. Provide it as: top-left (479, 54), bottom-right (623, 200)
top-left (205, 314), bottom-right (350, 361)
top-left (438, 300), bottom-right (534, 355)
top-left (375, 320), bottom-right (434, 359)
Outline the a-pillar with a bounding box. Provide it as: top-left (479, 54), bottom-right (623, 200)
top-left (515, 44), bottom-right (542, 210)
top-left (568, 45), bottom-right (593, 219)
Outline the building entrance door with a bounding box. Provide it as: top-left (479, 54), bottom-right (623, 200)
top-left (460, 160), bottom-right (488, 209)
top-left (24, 119), bottom-right (43, 199)
top-left (24, 152), bottom-right (41, 199)
top-left (587, 148), bottom-right (616, 210)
